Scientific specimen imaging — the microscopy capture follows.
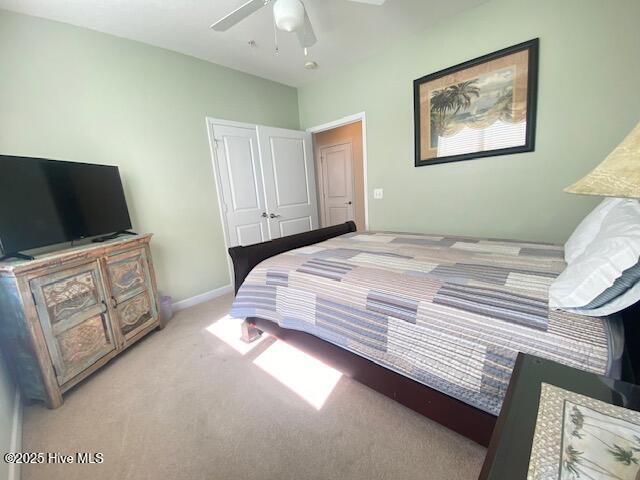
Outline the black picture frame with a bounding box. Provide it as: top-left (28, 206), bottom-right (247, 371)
top-left (413, 38), bottom-right (539, 167)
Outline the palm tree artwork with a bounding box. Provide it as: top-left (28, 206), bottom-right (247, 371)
top-left (415, 39), bottom-right (537, 165)
top-left (428, 68), bottom-right (520, 150)
top-left (561, 403), bottom-right (640, 480)
top-left (429, 80), bottom-right (480, 147)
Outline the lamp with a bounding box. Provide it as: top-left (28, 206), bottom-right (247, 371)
top-left (565, 121), bottom-right (640, 198)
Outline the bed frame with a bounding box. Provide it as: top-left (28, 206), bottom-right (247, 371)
top-left (228, 222), bottom-right (638, 447)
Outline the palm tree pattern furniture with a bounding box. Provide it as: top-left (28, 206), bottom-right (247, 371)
top-left (479, 354), bottom-right (640, 479)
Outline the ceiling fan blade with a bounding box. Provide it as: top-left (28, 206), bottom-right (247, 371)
top-left (296, 9), bottom-right (317, 48)
top-left (210, 0), bottom-right (267, 31)
top-left (347, 0), bottom-right (387, 4)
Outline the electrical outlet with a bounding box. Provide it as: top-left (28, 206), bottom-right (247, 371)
top-left (373, 188), bottom-right (384, 200)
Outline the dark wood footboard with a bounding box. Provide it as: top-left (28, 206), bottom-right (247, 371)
top-left (622, 303), bottom-right (640, 383)
top-left (228, 221), bottom-right (356, 293)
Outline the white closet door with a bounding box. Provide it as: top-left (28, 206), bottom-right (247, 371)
top-left (211, 124), bottom-right (269, 247)
top-left (257, 126), bottom-right (319, 239)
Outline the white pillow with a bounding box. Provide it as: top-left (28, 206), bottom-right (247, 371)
top-left (565, 280), bottom-right (640, 317)
top-left (550, 199), bottom-right (640, 310)
top-left (564, 197), bottom-right (623, 263)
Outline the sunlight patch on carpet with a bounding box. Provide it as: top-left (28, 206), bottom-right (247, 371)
top-left (206, 315), bottom-right (267, 355)
top-left (253, 340), bottom-right (342, 410)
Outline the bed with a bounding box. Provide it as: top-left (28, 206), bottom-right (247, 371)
top-left (228, 222), bottom-right (630, 446)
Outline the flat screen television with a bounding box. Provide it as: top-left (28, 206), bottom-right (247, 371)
top-left (0, 155), bottom-right (132, 256)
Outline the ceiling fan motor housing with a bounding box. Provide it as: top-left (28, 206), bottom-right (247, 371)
top-left (273, 0), bottom-right (305, 32)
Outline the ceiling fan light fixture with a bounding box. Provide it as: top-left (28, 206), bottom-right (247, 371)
top-left (273, 0), bottom-right (305, 32)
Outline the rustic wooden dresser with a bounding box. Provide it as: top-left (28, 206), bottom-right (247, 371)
top-left (0, 234), bottom-right (161, 408)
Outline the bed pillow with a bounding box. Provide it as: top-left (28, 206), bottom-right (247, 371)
top-left (550, 199), bottom-right (640, 311)
top-left (567, 269), bottom-right (640, 316)
top-left (564, 197), bottom-right (623, 264)
top-left (580, 261), bottom-right (640, 309)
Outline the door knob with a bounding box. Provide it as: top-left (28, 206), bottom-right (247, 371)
top-left (269, 213), bottom-right (281, 218)
top-left (345, 201), bottom-right (352, 205)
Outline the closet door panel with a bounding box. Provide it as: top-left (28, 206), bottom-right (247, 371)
top-left (210, 124), bottom-right (270, 247)
top-left (257, 126), bottom-right (319, 240)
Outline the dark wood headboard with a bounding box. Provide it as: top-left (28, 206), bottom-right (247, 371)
top-left (228, 221), bottom-right (357, 294)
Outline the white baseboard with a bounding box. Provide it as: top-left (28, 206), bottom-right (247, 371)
top-left (172, 284), bottom-right (233, 312)
top-left (8, 389), bottom-right (22, 480)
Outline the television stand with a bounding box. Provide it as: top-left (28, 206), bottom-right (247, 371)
top-left (0, 234), bottom-right (160, 409)
top-left (91, 230), bottom-right (138, 243)
top-left (0, 252), bottom-right (36, 262)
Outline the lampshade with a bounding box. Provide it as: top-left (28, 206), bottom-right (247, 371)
top-left (565, 121), bottom-right (640, 198)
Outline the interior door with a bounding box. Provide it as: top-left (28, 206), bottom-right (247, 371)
top-left (211, 124), bottom-right (270, 247)
top-left (257, 126), bottom-right (319, 239)
top-left (319, 142), bottom-right (354, 226)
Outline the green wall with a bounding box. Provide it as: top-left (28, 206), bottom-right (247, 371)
top-left (0, 0), bottom-right (638, 465)
top-left (0, 9), bottom-right (300, 303)
top-left (3, 1), bottom-right (638, 304)
top-left (298, 0), bottom-right (640, 243)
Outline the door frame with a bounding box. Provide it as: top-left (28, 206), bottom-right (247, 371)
top-left (306, 112), bottom-right (369, 230)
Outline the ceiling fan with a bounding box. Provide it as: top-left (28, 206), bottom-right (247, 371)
top-left (210, 0), bottom-right (387, 50)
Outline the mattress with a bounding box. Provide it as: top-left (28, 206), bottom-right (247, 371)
top-left (230, 231), bottom-right (624, 415)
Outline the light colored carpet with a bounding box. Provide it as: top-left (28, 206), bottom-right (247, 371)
top-left (22, 293), bottom-right (486, 480)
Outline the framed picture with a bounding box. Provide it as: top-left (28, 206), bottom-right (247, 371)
top-left (414, 38), bottom-right (539, 167)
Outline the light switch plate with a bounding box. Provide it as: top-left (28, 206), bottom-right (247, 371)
top-left (373, 188), bottom-right (383, 200)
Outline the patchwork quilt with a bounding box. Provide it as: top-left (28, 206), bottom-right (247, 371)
top-left (230, 232), bottom-right (623, 415)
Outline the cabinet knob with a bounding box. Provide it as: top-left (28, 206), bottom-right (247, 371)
top-left (110, 297), bottom-right (118, 309)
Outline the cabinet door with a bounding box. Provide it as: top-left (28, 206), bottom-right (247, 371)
top-left (30, 262), bottom-right (116, 386)
top-left (105, 247), bottom-right (158, 342)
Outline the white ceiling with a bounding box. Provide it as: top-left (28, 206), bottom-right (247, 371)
top-left (0, 0), bottom-right (487, 87)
